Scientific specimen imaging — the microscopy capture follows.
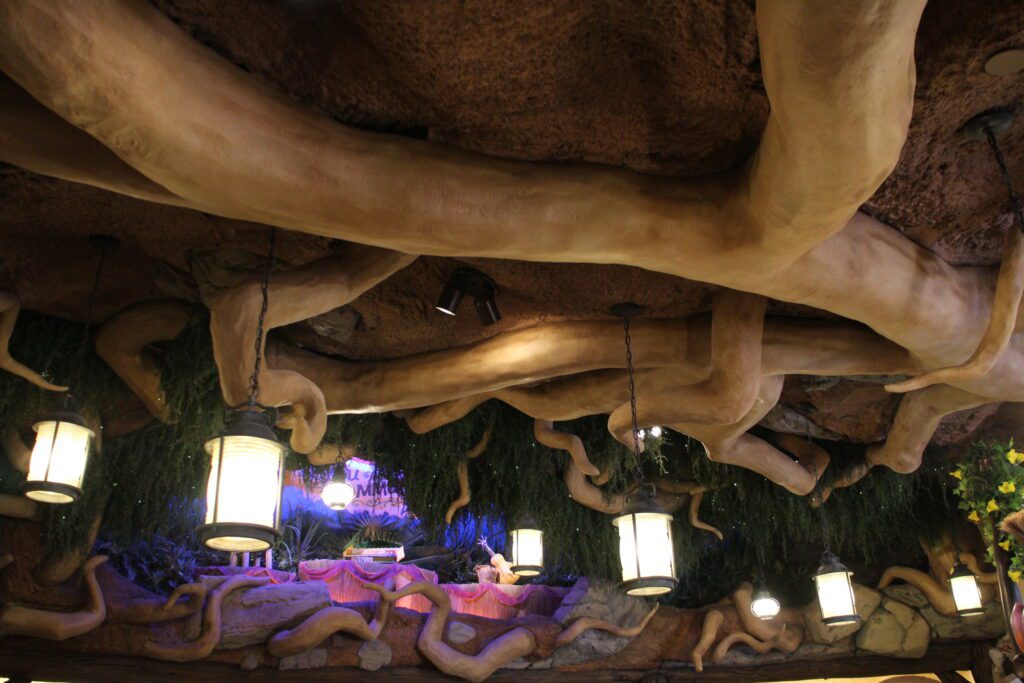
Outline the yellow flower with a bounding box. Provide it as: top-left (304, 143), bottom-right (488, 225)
top-left (950, 469), bottom-right (963, 480)
top-left (1000, 539), bottom-right (1013, 551)
top-left (1011, 569), bottom-right (1022, 583)
top-left (1000, 481), bottom-right (1017, 494)
top-left (968, 510), bottom-right (981, 523)
top-left (987, 499), bottom-right (1000, 514)
top-left (1009, 449), bottom-right (1024, 464)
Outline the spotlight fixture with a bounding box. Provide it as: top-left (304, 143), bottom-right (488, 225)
top-left (750, 585), bottom-right (781, 620)
top-left (435, 268), bottom-right (501, 325)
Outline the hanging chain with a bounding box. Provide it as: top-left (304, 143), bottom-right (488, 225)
top-left (247, 227), bottom-right (277, 408)
top-left (622, 314), bottom-right (644, 483)
top-left (77, 243), bottom-right (109, 367)
top-left (985, 126), bottom-right (1024, 235)
top-left (807, 435), bottom-right (831, 553)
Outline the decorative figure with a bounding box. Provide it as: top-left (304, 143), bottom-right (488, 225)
top-left (475, 536), bottom-right (519, 585)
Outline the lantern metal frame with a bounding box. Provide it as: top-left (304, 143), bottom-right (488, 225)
top-left (20, 394), bottom-right (94, 504)
top-left (198, 408), bottom-right (285, 551)
top-left (814, 549), bottom-right (860, 626)
top-left (509, 513), bottom-right (544, 576)
top-left (321, 456), bottom-right (356, 511)
top-left (949, 560), bottom-right (985, 618)
top-left (612, 484), bottom-right (678, 596)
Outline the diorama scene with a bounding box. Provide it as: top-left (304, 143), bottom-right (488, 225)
top-left (1, 1), bottom-right (1024, 682)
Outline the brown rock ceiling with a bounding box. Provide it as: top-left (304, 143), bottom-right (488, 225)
top-left (1, 0), bottom-right (1022, 445)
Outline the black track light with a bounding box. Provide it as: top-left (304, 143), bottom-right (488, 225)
top-left (435, 268), bottom-right (500, 326)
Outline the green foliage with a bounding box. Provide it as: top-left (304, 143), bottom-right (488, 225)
top-left (950, 439), bottom-right (1023, 579)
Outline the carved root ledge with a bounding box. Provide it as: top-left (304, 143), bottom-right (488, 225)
top-left (0, 555), bottom-right (107, 640)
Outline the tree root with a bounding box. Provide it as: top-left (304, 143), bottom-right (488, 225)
top-left (692, 609), bottom-right (723, 672)
top-left (877, 566), bottom-right (957, 617)
top-left (143, 575), bottom-right (269, 661)
top-left (267, 583), bottom-right (390, 658)
top-left (95, 300), bottom-right (195, 422)
top-left (445, 424), bottom-right (493, 524)
top-left (114, 582), bottom-right (208, 624)
top-left (711, 625), bottom-right (788, 664)
top-left (0, 291), bottom-right (67, 392)
top-left (688, 488), bottom-right (724, 541)
top-left (367, 581), bottom-right (535, 683)
top-left (534, 419), bottom-right (600, 476)
top-left (555, 604), bottom-right (658, 647)
top-left (0, 555), bottom-right (107, 640)
top-left (887, 226), bottom-right (1024, 394)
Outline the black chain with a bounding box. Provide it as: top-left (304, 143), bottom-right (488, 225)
top-left (985, 126), bottom-right (1024, 234)
top-left (77, 243), bottom-right (109, 367)
top-left (247, 227), bottom-right (277, 408)
top-left (807, 435), bottom-right (831, 553)
top-left (622, 314), bottom-right (643, 481)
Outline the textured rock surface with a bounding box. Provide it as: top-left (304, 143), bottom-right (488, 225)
top-left (803, 584), bottom-right (881, 645)
top-left (446, 620), bottom-right (478, 645)
top-left (186, 576), bottom-right (331, 649)
top-left (549, 578), bottom-right (651, 666)
top-left (855, 597), bottom-right (931, 658)
top-left (358, 639), bottom-right (392, 671)
top-left (278, 647), bottom-right (327, 671)
top-left (883, 583), bottom-right (1005, 639)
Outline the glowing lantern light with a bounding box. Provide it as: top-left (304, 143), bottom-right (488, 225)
top-left (199, 410), bottom-right (285, 552)
top-left (509, 515), bottom-right (544, 576)
top-left (613, 486), bottom-right (677, 596)
top-left (814, 550), bottom-right (859, 625)
top-left (949, 561), bottom-right (984, 617)
top-left (22, 398), bottom-right (93, 504)
top-left (322, 460), bottom-right (356, 511)
top-left (750, 586), bottom-right (781, 620)
top-left (649, 426), bottom-right (663, 438)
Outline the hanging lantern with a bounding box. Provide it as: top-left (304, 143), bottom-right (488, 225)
top-left (199, 409), bottom-right (285, 552)
top-left (949, 561), bottom-right (984, 617)
top-left (321, 459), bottom-right (356, 511)
top-left (750, 586), bottom-right (781, 620)
top-left (813, 550), bottom-right (859, 625)
top-left (21, 396), bottom-right (93, 504)
top-left (613, 485), bottom-right (677, 596)
top-left (509, 515), bottom-right (544, 576)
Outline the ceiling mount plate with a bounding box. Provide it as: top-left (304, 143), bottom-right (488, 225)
top-left (610, 302), bottom-right (644, 319)
top-left (962, 108), bottom-right (1014, 141)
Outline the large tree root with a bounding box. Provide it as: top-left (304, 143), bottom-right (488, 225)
top-left (533, 420), bottom-right (600, 477)
top-left (143, 574), bottom-right (269, 661)
top-left (209, 245), bottom-right (415, 453)
top-left (692, 609), bottom-right (724, 673)
top-left (608, 290), bottom-right (766, 447)
top-left (113, 582), bottom-right (208, 624)
top-left (0, 291), bottom-right (67, 391)
top-left (887, 227), bottom-right (1024, 394)
top-left (0, 555), bottom-right (107, 639)
top-left (267, 584), bottom-right (391, 658)
top-left (445, 424), bottom-right (493, 524)
top-left (367, 581), bottom-right (535, 683)
top-left (711, 626), bottom-right (788, 664)
top-left (555, 604), bottom-right (658, 647)
top-left (95, 300), bottom-right (195, 422)
top-left (0, 493), bottom-right (38, 520)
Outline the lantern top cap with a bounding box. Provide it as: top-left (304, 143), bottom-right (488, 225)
top-left (34, 393), bottom-right (91, 431)
top-left (816, 549), bottom-right (851, 576)
top-left (950, 560), bottom-right (976, 580)
top-left (617, 483), bottom-right (673, 517)
top-left (211, 409), bottom-right (282, 444)
top-left (512, 513), bottom-right (541, 530)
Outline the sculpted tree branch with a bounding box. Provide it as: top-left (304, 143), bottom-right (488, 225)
top-left (887, 226), bottom-right (1024, 394)
top-left (877, 538), bottom-right (998, 617)
top-left (445, 423), bottom-right (493, 524)
top-left (0, 555), bottom-right (107, 640)
top-left (143, 574), bottom-right (269, 661)
top-left (0, 291), bottom-right (67, 392)
top-left (209, 245), bottom-right (416, 453)
top-left (111, 582), bottom-right (208, 624)
top-left (555, 603), bottom-right (658, 647)
top-left (692, 609), bottom-right (724, 673)
top-left (533, 420), bottom-right (600, 477)
top-left (367, 581), bottom-right (536, 683)
top-left (95, 300), bottom-right (195, 422)
top-left (267, 584), bottom-right (391, 658)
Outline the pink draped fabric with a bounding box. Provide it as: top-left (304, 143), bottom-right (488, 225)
top-left (197, 566), bottom-right (296, 584)
top-left (298, 559), bottom-right (437, 612)
top-left (441, 583), bottom-right (569, 620)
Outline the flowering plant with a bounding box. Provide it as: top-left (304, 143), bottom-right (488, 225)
top-left (950, 440), bottom-right (1024, 581)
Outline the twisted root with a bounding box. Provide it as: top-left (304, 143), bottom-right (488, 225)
top-left (445, 424), bottom-right (493, 524)
top-left (711, 625), bottom-right (788, 664)
top-left (267, 583), bottom-right (390, 657)
top-left (0, 555), bottom-right (107, 639)
top-left (366, 581), bottom-right (535, 683)
top-left (887, 226), bottom-right (1024, 394)
top-left (115, 582), bottom-right (208, 624)
top-left (692, 609), bottom-right (724, 673)
top-left (143, 575), bottom-right (269, 661)
top-left (555, 604), bottom-right (658, 647)
top-left (534, 419), bottom-right (600, 476)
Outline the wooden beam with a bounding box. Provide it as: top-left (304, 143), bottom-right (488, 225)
top-left (0, 641), bottom-right (984, 683)
top-left (970, 641), bottom-right (996, 683)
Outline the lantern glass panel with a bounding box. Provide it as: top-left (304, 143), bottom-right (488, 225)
top-left (203, 434), bottom-right (283, 551)
top-left (322, 480), bottom-right (356, 510)
top-left (950, 569), bottom-right (984, 616)
top-left (814, 568), bottom-right (858, 625)
top-left (25, 420), bottom-right (93, 504)
top-left (510, 528), bottom-right (543, 576)
top-left (613, 511), bottom-right (675, 596)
